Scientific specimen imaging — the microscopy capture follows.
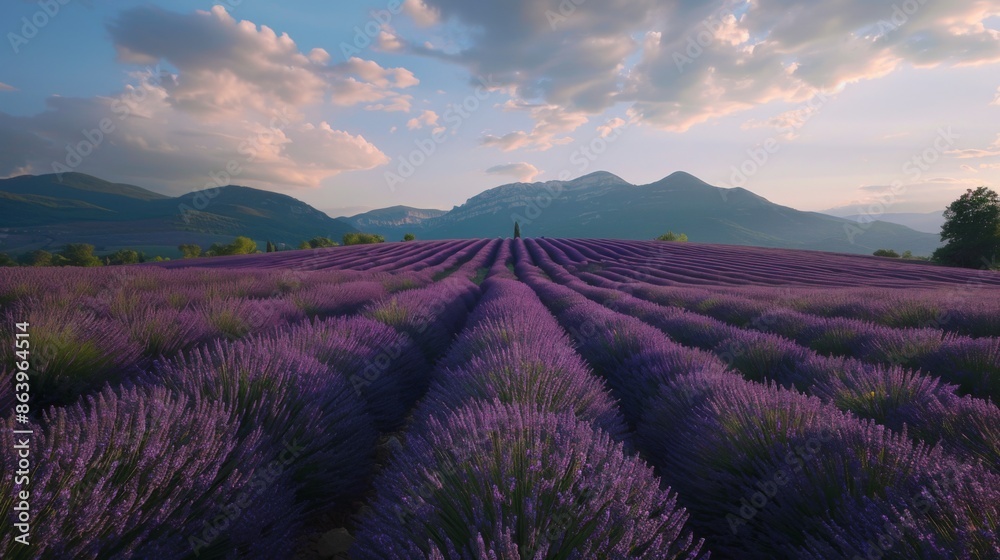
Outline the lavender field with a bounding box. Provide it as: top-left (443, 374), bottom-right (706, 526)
top-left (2, 238), bottom-right (999, 559)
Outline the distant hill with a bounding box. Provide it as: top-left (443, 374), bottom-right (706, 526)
top-left (352, 171), bottom-right (942, 256)
top-left (833, 211), bottom-right (945, 235)
top-left (343, 205), bottom-right (447, 234)
top-left (0, 173), bottom-right (357, 257)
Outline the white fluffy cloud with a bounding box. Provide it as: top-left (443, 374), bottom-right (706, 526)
top-left (0, 6), bottom-right (407, 191)
top-left (405, 0), bottom-right (1000, 135)
top-left (485, 162), bottom-right (541, 182)
top-left (482, 101), bottom-right (589, 151)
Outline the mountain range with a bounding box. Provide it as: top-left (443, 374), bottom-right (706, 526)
top-left (345, 171), bottom-right (942, 255)
top-left (0, 171), bottom-right (943, 258)
top-left (826, 210), bottom-right (946, 235)
top-left (0, 173), bottom-right (356, 257)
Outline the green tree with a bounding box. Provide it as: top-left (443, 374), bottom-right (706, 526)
top-left (60, 244), bottom-right (102, 267)
top-left (933, 186), bottom-right (1000, 268)
top-left (179, 244), bottom-right (202, 258)
top-left (0, 253), bottom-right (16, 267)
top-left (265, 241), bottom-right (275, 253)
top-left (208, 236), bottom-right (257, 256)
top-left (301, 236), bottom-right (339, 249)
top-left (514, 221), bottom-right (521, 238)
top-left (229, 236), bottom-right (257, 255)
top-left (656, 231), bottom-right (688, 242)
top-left (342, 233), bottom-right (385, 246)
top-left (107, 249), bottom-right (140, 265)
top-left (873, 249), bottom-right (900, 258)
top-left (19, 250), bottom-right (53, 267)
top-left (403, 233), bottom-right (416, 241)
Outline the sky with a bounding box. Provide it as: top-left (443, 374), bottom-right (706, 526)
top-left (1, 0), bottom-right (999, 218)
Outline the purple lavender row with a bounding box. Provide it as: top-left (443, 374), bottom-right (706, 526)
top-left (352, 275), bottom-right (705, 558)
top-left (564, 238), bottom-right (1000, 288)
top-left (1, 385), bottom-right (303, 559)
top-left (0, 270), bottom-right (406, 409)
top-left (601, 278), bottom-right (1000, 404)
top-left (483, 238), bottom-right (515, 280)
top-left (515, 239), bottom-right (727, 425)
top-left (405, 239), bottom-right (493, 277)
top-left (449, 237), bottom-right (503, 282)
top-left (616, 279), bottom-right (1000, 338)
top-left (408, 277), bottom-right (629, 440)
top-left (368, 239), bottom-right (480, 273)
top-left (517, 239), bottom-right (1000, 559)
top-left (361, 276), bottom-right (481, 362)
top-left (533, 238), bottom-right (1000, 472)
top-left (539, 239), bottom-right (999, 400)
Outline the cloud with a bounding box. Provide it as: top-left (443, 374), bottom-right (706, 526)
top-left (482, 102), bottom-right (589, 151)
top-left (740, 94), bottom-right (830, 139)
top-left (596, 117), bottom-right (626, 138)
top-left (377, 29), bottom-right (405, 52)
top-left (946, 133), bottom-right (1000, 158)
top-left (485, 162), bottom-right (541, 182)
top-left (993, 86), bottom-right (1000, 105)
top-left (961, 164), bottom-right (979, 173)
top-left (406, 109), bottom-right (440, 130)
top-left (0, 83), bottom-right (389, 192)
top-left (0, 82), bottom-right (16, 92)
top-left (107, 6), bottom-right (418, 118)
top-left (0, 7), bottom-right (400, 192)
top-left (403, 0), bottom-right (440, 27)
top-left (841, 177), bottom-right (983, 212)
top-left (403, 0), bottom-right (1000, 132)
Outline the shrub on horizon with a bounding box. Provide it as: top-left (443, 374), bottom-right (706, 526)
top-left (656, 231), bottom-right (689, 242)
top-left (343, 232), bottom-right (385, 246)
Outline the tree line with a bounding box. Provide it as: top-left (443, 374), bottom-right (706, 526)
top-left (0, 231), bottom-right (396, 267)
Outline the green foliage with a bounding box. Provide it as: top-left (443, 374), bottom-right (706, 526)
top-left (933, 186), bottom-right (1000, 269)
top-left (343, 232), bottom-right (385, 246)
top-left (207, 236), bottom-right (257, 256)
top-left (656, 231), bottom-right (688, 242)
top-left (0, 253), bottom-right (16, 267)
top-left (265, 240), bottom-right (275, 253)
top-left (301, 236), bottom-right (339, 249)
top-left (403, 233), bottom-right (416, 241)
top-left (106, 249), bottom-right (140, 265)
top-left (873, 249), bottom-right (900, 258)
top-left (514, 221), bottom-right (521, 238)
top-left (178, 244), bottom-right (202, 258)
top-left (60, 244), bottom-right (102, 267)
top-left (19, 249), bottom-right (53, 267)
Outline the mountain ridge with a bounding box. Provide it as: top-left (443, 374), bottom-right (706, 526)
top-left (0, 173), bottom-right (357, 257)
top-left (347, 171), bottom-right (942, 255)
